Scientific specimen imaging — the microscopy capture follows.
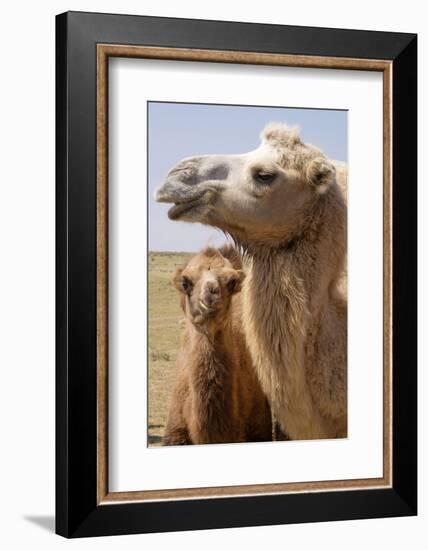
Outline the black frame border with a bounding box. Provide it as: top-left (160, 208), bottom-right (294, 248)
top-left (56, 11), bottom-right (417, 537)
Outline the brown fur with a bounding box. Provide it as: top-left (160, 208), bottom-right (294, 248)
top-left (163, 245), bottom-right (272, 445)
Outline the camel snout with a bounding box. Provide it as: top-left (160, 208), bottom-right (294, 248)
top-left (154, 178), bottom-right (191, 204)
top-left (201, 281), bottom-right (221, 308)
top-left (155, 171), bottom-right (211, 213)
top-left (155, 155), bottom-right (233, 205)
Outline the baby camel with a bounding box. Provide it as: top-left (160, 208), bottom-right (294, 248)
top-left (163, 245), bottom-right (272, 445)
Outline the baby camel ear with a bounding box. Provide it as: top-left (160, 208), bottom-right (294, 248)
top-left (173, 267), bottom-right (184, 292)
top-left (226, 269), bottom-right (245, 295)
top-left (306, 157), bottom-right (336, 194)
top-left (218, 243), bottom-right (242, 270)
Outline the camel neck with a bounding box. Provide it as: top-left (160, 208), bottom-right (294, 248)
top-left (241, 186), bottom-right (347, 439)
top-left (185, 318), bottom-right (232, 366)
top-left (248, 243), bottom-right (319, 317)
top-left (248, 187), bottom-right (346, 314)
top-left (184, 319), bottom-right (235, 440)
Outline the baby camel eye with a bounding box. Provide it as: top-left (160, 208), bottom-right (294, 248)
top-left (227, 278), bottom-right (237, 292)
top-left (181, 277), bottom-right (193, 292)
top-left (255, 171), bottom-right (276, 184)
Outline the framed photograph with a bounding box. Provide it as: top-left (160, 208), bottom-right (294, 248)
top-left (56, 11), bottom-right (417, 538)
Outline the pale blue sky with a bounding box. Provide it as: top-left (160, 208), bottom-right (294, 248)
top-left (148, 102), bottom-right (347, 252)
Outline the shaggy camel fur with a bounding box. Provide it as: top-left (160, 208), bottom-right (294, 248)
top-left (156, 123), bottom-right (347, 440)
top-left (163, 245), bottom-right (272, 445)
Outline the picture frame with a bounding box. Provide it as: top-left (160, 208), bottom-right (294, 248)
top-left (56, 11), bottom-right (417, 538)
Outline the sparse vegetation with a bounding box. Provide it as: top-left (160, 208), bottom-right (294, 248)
top-left (148, 252), bottom-right (193, 446)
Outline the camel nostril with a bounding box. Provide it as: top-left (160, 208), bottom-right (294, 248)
top-left (206, 282), bottom-right (220, 296)
top-left (201, 291), bottom-right (220, 309)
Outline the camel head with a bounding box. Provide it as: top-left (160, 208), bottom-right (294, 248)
top-left (156, 123), bottom-right (337, 246)
top-left (173, 245), bottom-right (244, 328)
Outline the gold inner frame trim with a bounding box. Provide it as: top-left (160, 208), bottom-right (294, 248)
top-left (96, 44), bottom-right (393, 505)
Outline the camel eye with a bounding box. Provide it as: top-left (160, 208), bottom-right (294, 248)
top-left (255, 171), bottom-right (276, 184)
top-left (181, 277), bottom-right (193, 293)
top-left (227, 277), bottom-right (237, 293)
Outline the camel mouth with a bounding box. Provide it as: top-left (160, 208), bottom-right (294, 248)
top-left (198, 300), bottom-right (215, 313)
top-left (156, 182), bottom-right (217, 221)
top-left (193, 300), bottom-right (221, 323)
top-left (167, 198), bottom-right (202, 221)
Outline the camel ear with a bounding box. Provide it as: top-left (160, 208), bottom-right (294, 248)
top-left (306, 157), bottom-right (336, 194)
top-left (173, 267), bottom-right (184, 292)
top-left (225, 269), bottom-right (245, 295)
top-left (218, 243), bottom-right (242, 270)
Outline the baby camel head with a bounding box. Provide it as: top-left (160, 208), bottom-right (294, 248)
top-left (156, 122), bottom-right (337, 246)
top-left (174, 245), bottom-right (244, 328)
